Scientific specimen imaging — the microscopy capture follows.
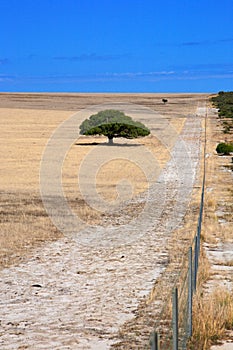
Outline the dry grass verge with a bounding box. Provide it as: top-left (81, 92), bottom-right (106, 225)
top-left (188, 103), bottom-right (233, 349)
top-left (189, 289), bottom-right (233, 350)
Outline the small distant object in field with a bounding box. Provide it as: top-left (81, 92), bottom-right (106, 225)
top-left (31, 284), bottom-right (42, 288)
top-left (162, 98), bottom-right (168, 104)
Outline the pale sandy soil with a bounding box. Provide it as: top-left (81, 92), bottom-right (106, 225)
top-left (211, 339), bottom-right (233, 350)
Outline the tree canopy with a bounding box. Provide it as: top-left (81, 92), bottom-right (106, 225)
top-left (211, 91), bottom-right (233, 134)
top-left (79, 109), bottom-right (150, 144)
top-left (216, 142), bottom-right (233, 155)
top-left (211, 91), bottom-right (233, 119)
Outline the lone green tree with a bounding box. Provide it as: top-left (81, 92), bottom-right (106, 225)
top-left (79, 109), bottom-right (150, 145)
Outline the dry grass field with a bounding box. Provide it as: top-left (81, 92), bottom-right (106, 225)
top-left (2, 92), bottom-right (232, 349)
top-left (0, 108), bottom-right (70, 266)
top-left (0, 93), bottom-right (207, 268)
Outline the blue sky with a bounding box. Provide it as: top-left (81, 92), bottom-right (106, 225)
top-left (0, 0), bottom-right (232, 92)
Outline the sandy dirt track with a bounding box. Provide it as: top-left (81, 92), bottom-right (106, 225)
top-left (0, 97), bottom-right (204, 349)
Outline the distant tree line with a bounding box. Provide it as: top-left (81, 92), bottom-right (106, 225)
top-left (211, 91), bottom-right (233, 119)
top-left (212, 91), bottom-right (233, 134)
top-left (212, 91), bottom-right (233, 155)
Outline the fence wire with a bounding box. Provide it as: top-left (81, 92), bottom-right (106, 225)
top-left (150, 106), bottom-right (207, 350)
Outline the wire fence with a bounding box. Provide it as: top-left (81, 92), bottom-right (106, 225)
top-left (150, 107), bottom-right (207, 350)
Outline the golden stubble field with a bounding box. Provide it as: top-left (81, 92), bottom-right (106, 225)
top-left (0, 93), bottom-right (208, 268)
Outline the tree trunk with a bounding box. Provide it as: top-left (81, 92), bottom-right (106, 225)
top-left (108, 137), bottom-right (114, 145)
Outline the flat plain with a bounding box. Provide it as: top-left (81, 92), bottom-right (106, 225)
top-left (2, 93), bottom-right (231, 349)
top-left (0, 93), bottom-right (207, 267)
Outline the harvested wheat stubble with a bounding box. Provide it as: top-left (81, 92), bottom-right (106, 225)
top-left (0, 94), bottom-right (207, 267)
top-left (0, 106), bottom-right (203, 350)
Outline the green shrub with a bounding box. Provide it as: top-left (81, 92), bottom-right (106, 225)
top-left (216, 142), bottom-right (233, 155)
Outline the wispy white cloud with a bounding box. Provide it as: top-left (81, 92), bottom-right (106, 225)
top-left (181, 38), bottom-right (233, 46)
top-left (53, 53), bottom-right (129, 62)
top-left (173, 73), bottom-right (233, 81)
top-left (0, 58), bottom-right (10, 65)
top-left (153, 38), bottom-right (233, 48)
top-left (104, 71), bottom-right (175, 78)
top-left (1, 65), bottom-right (232, 85)
top-left (0, 74), bottom-right (13, 82)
